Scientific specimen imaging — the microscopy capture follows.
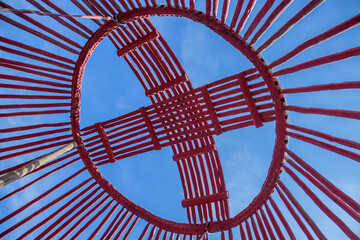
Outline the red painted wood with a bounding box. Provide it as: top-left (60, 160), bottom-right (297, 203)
top-left (275, 46), bottom-right (360, 76)
top-left (69, 5), bottom-right (286, 234)
top-left (0, 2), bottom-right (82, 50)
top-left (0, 36), bottom-right (75, 64)
top-left (275, 185), bottom-right (314, 240)
top-left (26, 0), bottom-right (90, 39)
top-left (250, 0), bottom-right (293, 45)
top-left (284, 166), bottom-right (360, 240)
top-left (259, 207), bottom-right (276, 240)
top-left (268, 198), bottom-right (295, 240)
top-left (286, 158), bottom-right (360, 223)
top-left (287, 131), bottom-right (360, 162)
top-left (201, 87), bottom-right (223, 135)
top-left (245, 219), bottom-right (253, 240)
top-left (71, 199), bottom-right (115, 239)
top-left (255, 211), bottom-right (269, 240)
top-left (278, 180), bottom-right (326, 239)
top-left (89, 204), bottom-right (120, 239)
top-left (182, 192), bottom-right (229, 208)
top-left (95, 123), bottom-right (117, 163)
top-left (257, 0), bottom-right (324, 53)
top-left (243, 0), bottom-right (275, 41)
top-left (0, 58), bottom-right (72, 78)
top-left (239, 222), bottom-right (246, 239)
top-left (18, 181), bottom-right (96, 239)
top-left (220, 0), bottom-right (230, 23)
top-left (60, 194), bottom-right (110, 239)
top-left (282, 81), bottom-right (360, 94)
top-left (123, 216), bottom-right (140, 239)
top-left (173, 144), bottom-right (216, 161)
top-left (100, 208), bottom-right (126, 239)
top-left (235, 0), bottom-right (257, 34)
top-left (237, 73), bottom-right (263, 127)
top-left (270, 13), bottom-right (360, 68)
top-left (42, 0), bottom-right (94, 35)
top-left (117, 30), bottom-right (159, 57)
top-left (33, 186), bottom-right (101, 239)
top-left (264, 202), bottom-right (285, 240)
top-left (286, 149), bottom-right (360, 213)
top-left (285, 105), bottom-right (360, 120)
top-left (250, 214), bottom-right (261, 240)
top-left (145, 75), bottom-right (188, 96)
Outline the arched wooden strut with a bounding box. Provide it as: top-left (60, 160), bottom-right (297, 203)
top-left (0, 0), bottom-right (360, 239)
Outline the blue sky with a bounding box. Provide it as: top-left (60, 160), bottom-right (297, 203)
top-left (1, 0), bottom-right (360, 239)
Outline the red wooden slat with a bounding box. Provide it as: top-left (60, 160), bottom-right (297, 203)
top-left (284, 166), bottom-right (360, 239)
top-left (235, 0), bottom-right (257, 35)
top-left (275, 46), bottom-right (360, 76)
top-left (250, 0), bottom-right (293, 45)
top-left (264, 202), bottom-right (286, 240)
top-left (18, 181), bottom-right (96, 239)
top-left (275, 185), bottom-right (314, 240)
top-left (278, 180), bottom-right (326, 240)
top-left (257, 0), bottom-right (324, 53)
top-left (287, 131), bottom-right (360, 163)
top-left (285, 158), bottom-right (360, 222)
top-left (269, 198), bottom-right (296, 240)
top-left (281, 81), bottom-right (360, 94)
top-left (243, 0), bottom-right (276, 41)
top-left (89, 204), bottom-right (120, 239)
top-left (270, 13), bottom-right (360, 68)
top-left (286, 149), bottom-right (360, 213)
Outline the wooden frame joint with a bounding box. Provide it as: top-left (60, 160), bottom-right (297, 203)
top-left (139, 107), bottom-right (162, 150)
top-left (95, 123), bottom-right (117, 163)
top-left (181, 191), bottom-right (229, 208)
top-left (237, 74), bottom-right (263, 128)
top-left (200, 87), bottom-right (223, 135)
top-left (173, 144), bottom-right (216, 161)
top-left (117, 30), bottom-right (159, 58)
top-left (145, 75), bottom-right (188, 96)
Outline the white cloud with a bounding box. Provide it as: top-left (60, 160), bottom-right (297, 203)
top-left (224, 148), bottom-right (268, 216)
top-left (180, 24), bottom-right (220, 87)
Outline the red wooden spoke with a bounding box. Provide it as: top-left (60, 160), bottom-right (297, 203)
top-left (287, 131), bottom-right (360, 163)
top-left (0, 173), bottom-right (91, 238)
top-left (284, 166), bottom-right (360, 240)
top-left (245, 219), bottom-right (253, 240)
top-left (243, 0), bottom-right (275, 41)
top-left (59, 194), bottom-right (110, 239)
top-left (275, 46), bottom-right (360, 76)
top-left (264, 202), bottom-right (285, 240)
top-left (239, 222), bottom-right (246, 239)
top-left (0, 36), bottom-right (75, 65)
top-left (42, 0), bottom-right (94, 35)
top-left (0, 58), bottom-right (73, 79)
top-left (257, 0), bottom-right (325, 53)
top-left (235, 0), bottom-right (257, 35)
top-left (0, 8), bottom-right (80, 54)
top-left (275, 185), bottom-right (315, 240)
top-left (89, 203), bottom-right (120, 239)
top-left (268, 198), bottom-right (296, 240)
top-left (1, 1), bottom-right (359, 239)
top-left (278, 180), bottom-right (326, 239)
top-left (19, 181), bottom-right (97, 239)
top-left (250, 0), bottom-right (293, 45)
top-left (285, 157), bottom-right (360, 222)
top-left (259, 208), bottom-right (276, 240)
top-left (26, 0), bottom-right (91, 39)
top-left (270, 13), bottom-right (360, 68)
top-left (286, 149), bottom-right (360, 213)
top-left (254, 211), bottom-right (268, 240)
